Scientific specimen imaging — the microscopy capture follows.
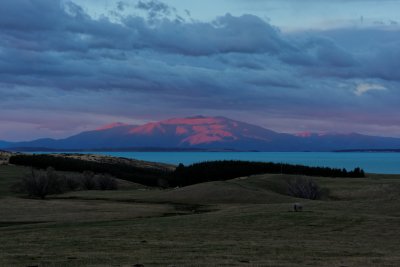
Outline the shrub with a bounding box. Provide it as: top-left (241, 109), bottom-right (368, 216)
top-left (157, 178), bottom-right (170, 188)
top-left (15, 167), bottom-right (66, 199)
top-left (82, 171), bottom-right (97, 190)
top-left (12, 168), bottom-right (120, 198)
top-left (64, 175), bottom-right (81, 191)
top-left (45, 167), bottom-right (65, 194)
top-left (286, 177), bottom-right (322, 200)
top-left (96, 174), bottom-right (118, 190)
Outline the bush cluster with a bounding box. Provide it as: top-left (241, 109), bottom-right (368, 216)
top-left (286, 177), bottom-right (322, 200)
top-left (13, 167), bottom-right (118, 199)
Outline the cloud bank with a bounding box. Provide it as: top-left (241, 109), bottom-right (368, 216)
top-left (0, 0), bottom-right (400, 140)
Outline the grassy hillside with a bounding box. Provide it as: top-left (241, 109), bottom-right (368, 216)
top-left (0, 165), bottom-right (31, 197)
top-left (1, 165), bottom-right (400, 266)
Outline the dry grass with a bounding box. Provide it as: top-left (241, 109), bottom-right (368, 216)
top-left (1, 165), bottom-right (400, 266)
top-left (0, 197), bottom-right (176, 223)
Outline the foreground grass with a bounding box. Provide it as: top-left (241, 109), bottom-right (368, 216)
top-left (1, 165), bottom-right (400, 266)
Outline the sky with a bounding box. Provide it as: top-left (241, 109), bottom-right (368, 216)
top-left (1, 0), bottom-right (400, 141)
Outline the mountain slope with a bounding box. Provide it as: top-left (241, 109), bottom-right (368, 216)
top-left (4, 116), bottom-right (400, 151)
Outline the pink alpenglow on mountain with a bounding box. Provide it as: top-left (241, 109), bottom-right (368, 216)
top-left (3, 116), bottom-right (400, 151)
top-left (125, 116), bottom-right (270, 145)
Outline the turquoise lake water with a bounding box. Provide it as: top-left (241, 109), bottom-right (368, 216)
top-left (34, 152), bottom-right (400, 174)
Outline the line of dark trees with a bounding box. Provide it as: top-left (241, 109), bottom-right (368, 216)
top-left (9, 154), bottom-right (171, 187)
top-left (171, 161), bottom-right (365, 186)
top-left (9, 155), bottom-right (365, 188)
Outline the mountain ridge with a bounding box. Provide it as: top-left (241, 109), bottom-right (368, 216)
top-left (2, 116), bottom-right (400, 151)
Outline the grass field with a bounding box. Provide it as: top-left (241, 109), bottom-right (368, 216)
top-left (1, 165), bottom-right (400, 266)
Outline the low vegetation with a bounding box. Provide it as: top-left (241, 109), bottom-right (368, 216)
top-left (13, 167), bottom-right (118, 199)
top-left (9, 155), bottom-right (365, 189)
top-left (285, 177), bottom-right (322, 200)
top-left (9, 154), bottom-right (170, 187)
top-left (172, 160), bottom-right (365, 186)
top-left (1, 164), bottom-right (400, 266)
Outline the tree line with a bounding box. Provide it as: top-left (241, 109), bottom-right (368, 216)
top-left (9, 154), bottom-right (171, 187)
top-left (172, 161), bottom-right (365, 186)
top-left (9, 155), bottom-right (365, 188)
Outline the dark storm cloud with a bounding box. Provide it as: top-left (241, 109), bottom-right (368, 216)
top-left (0, 0), bottom-right (400, 139)
top-left (0, 1), bottom-right (286, 55)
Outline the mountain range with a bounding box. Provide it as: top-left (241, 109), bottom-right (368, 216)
top-left (1, 116), bottom-right (400, 151)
